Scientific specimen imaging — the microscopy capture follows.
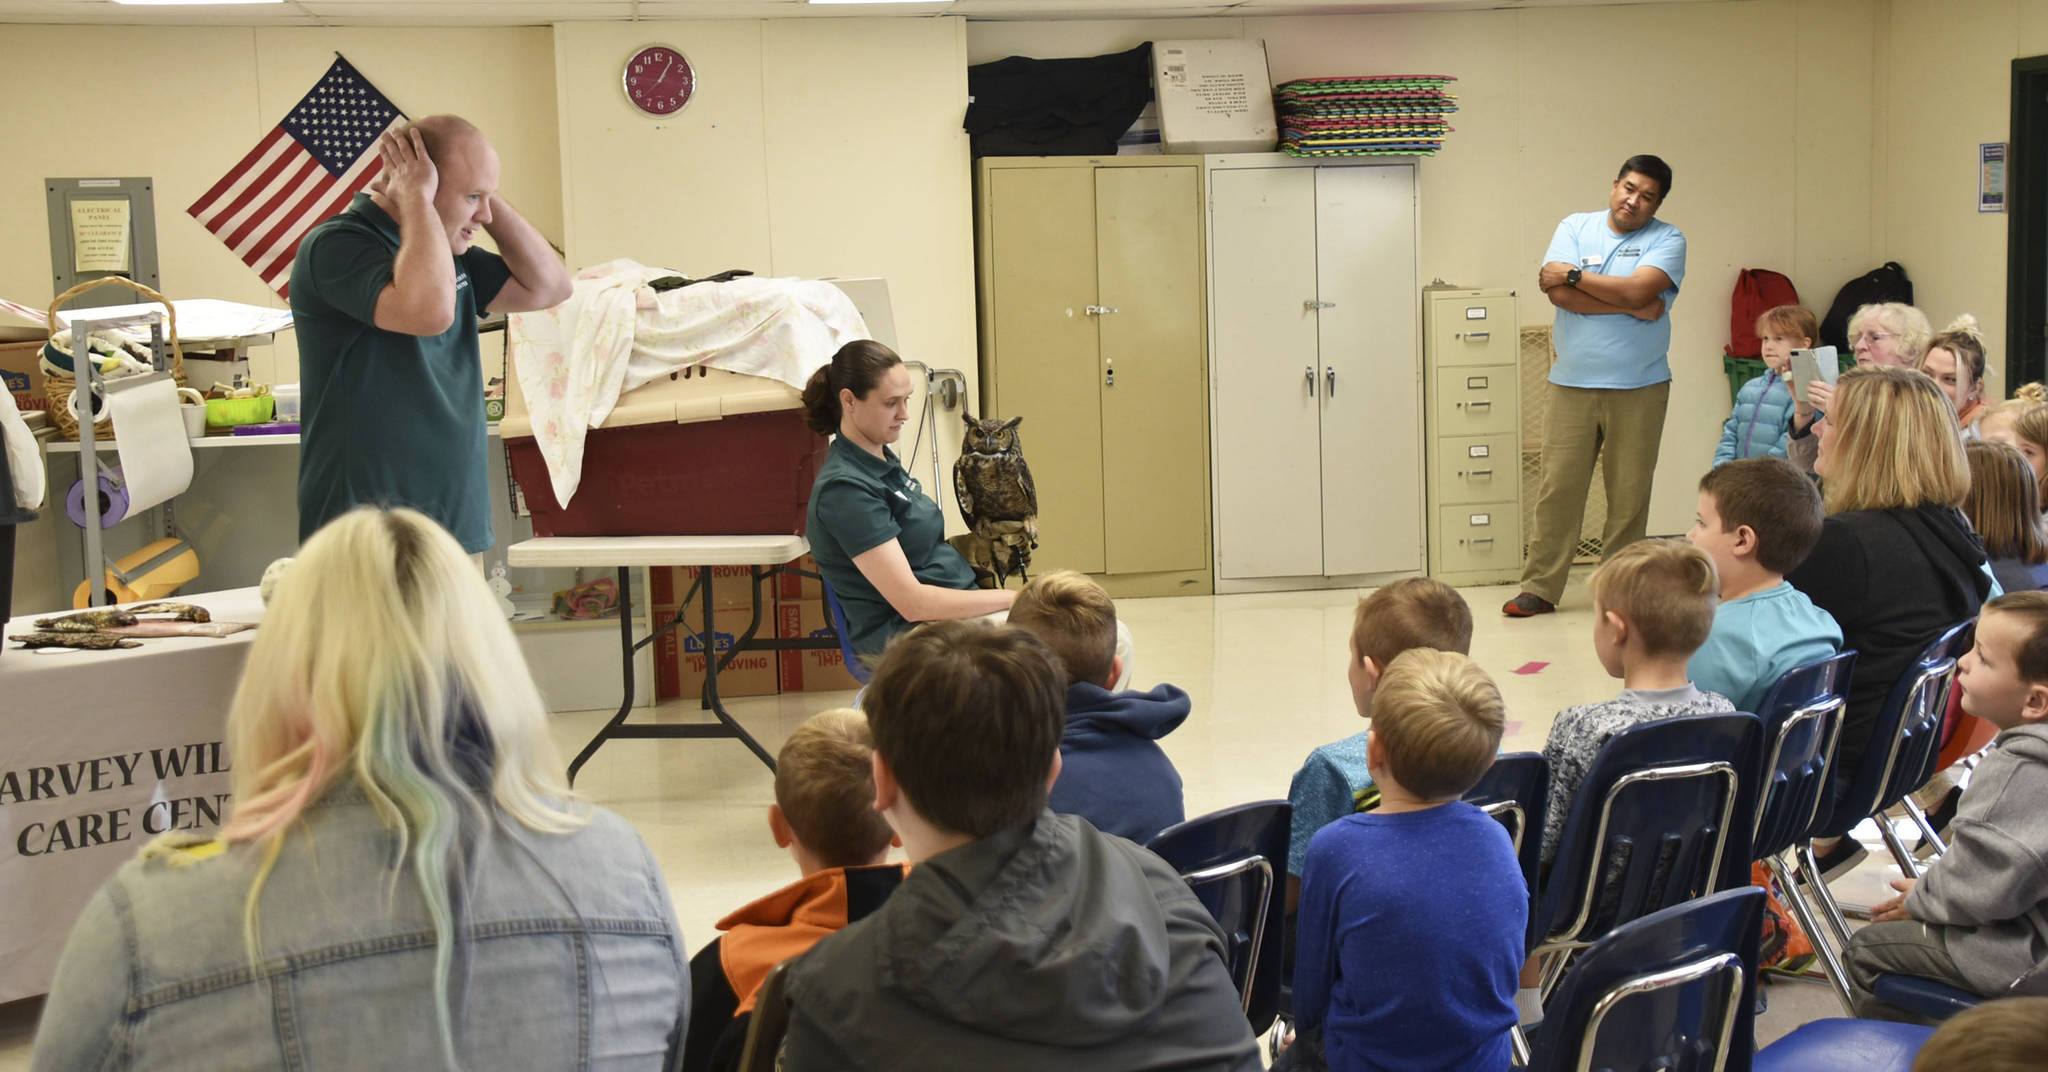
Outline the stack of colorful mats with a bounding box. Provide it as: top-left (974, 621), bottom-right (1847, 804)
top-left (1274, 75), bottom-right (1458, 157)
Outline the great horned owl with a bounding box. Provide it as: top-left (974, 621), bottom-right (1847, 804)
top-left (953, 413), bottom-right (1038, 586)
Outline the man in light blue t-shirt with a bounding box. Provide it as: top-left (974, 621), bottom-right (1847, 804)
top-left (1505, 155), bottom-right (1687, 617)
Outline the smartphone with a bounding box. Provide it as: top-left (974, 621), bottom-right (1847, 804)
top-left (1789, 346), bottom-right (1839, 404)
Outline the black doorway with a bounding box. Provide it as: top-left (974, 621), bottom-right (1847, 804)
top-left (2008, 55), bottom-right (2048, 386)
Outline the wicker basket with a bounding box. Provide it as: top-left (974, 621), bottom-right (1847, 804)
top-left (44, 277), bottom-right (188, 440)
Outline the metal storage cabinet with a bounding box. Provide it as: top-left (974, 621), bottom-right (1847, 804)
top-left (1424, 287), bottom-right (1524, 584)
top-left (974, 156), bottom-right (1213, 597)
top-left (1206, 154), bottom-right (1422, 589)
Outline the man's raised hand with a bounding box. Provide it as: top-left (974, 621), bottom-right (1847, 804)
top-left (378, 127), bottom-right (438, 210)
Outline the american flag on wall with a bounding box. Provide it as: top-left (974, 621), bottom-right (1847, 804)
top-left (187, 55), bottom-right (405, 298)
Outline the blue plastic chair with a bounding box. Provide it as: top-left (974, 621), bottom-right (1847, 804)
top-left (1533, 712), bottom-right (1765, 972)
top-left (1146, 800), bottom-right (1291, 1035)
top-left (1525, 887), bottom-right (1764, 1072)
top-left (1462, 751), bottom-right (1548, 952)
top-left (819, 582), bottom-right (872, 685)
top-left (1747, 650), bottom-right (1858, 1011)
top-left (1869, 975), bottom-right (1982, 1023)
top-left (1796, 622), bottom-right (1973, 976)
top-left (1754, 1019), bottom-right (1934, 1071)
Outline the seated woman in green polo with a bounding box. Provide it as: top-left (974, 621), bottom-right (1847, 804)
top-left (803, 341), bottom-right (1016, 658)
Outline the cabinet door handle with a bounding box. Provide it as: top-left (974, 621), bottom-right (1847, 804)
top-left (1454, 331), bottom-right (1491, 341)
top-left (1085, 304), bottom-right (1120, 316)
top-left (1305, 366), bottom-right (1317, 396)
top-left (1304, 299), bottom-right (1336, 311)
top-left (1325, 366), bottom-right (1336, 396)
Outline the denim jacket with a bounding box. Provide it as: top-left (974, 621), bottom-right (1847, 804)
top-left (32, 783), bottom-right (688, 1071)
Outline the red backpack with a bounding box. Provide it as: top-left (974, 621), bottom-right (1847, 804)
top-left (1726, 268), bottom-right (1801, 358)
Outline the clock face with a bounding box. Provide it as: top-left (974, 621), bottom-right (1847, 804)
top-left (623, 45), bottom-right (694, 117)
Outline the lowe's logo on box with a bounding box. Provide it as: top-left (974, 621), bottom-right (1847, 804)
top-left (682, 631), bottom-right (737, 654)
top-left (1, 369), bottom-right (25, 392)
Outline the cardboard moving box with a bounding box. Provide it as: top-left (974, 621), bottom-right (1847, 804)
top-left (1, 340), bottom-right (49, 414)
top-left (651, 601), bottom-right (781, 700)
top-left (777, 596), bottom-right (863, 693)
top-left (1151, 39), bottom-right (1279, 154)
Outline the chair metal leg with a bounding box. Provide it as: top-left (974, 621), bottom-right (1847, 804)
top-left (1794, 843), bottom-right (1857, 954)
top-left (1768, 854), bottom-right (1856, 1015)
top-left (1901, 796), bottom-right (1948, 858)
top-left (1878, 815), bottom-right (1924, 879)
top-left (1510, 1024), bottom-right (1531, 1066)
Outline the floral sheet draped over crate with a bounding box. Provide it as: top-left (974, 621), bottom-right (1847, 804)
top-left (508, 258), bottom-right (869, 507)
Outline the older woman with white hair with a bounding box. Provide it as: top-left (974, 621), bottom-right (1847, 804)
top-left (1789, 301), bottom-right (1935, 471)
top-left (33, 507), bottom-right (690, 1071)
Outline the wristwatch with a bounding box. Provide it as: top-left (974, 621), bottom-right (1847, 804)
top-left (1565, 267), bottom-right (1583, 287)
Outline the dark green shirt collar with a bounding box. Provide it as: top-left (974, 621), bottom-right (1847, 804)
top-left (829, 434), bottom-right (904, 481)
top-left (347, 192), bottom-right (402, 243)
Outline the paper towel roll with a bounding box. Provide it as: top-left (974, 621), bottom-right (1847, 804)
top-left (66, 469), bottom-right (131, 528)
top-left (99, 375), bottom-right (193, 514)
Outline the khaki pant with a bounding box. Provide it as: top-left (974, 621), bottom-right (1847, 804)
top-left (1520, 380), bottom-right (1672, 604)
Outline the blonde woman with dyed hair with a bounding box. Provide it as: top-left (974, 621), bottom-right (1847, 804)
top-left (1786, 365), bottom-right (1990, 879)
top-left (1920, 314), bottom-right (1994, 434)
top-left (33, 508), bottom-right (689, 1072)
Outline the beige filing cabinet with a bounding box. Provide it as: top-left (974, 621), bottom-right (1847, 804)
top-left (1424, 287), bottom-right (1523, 584)
top-left (975, 157), bottom-right (1212, 597)
top-left (1206, 155), bottom-right (1422, 586)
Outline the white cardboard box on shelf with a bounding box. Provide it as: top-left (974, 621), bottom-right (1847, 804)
top-left (1151, 40), bottom-right (1278, 154)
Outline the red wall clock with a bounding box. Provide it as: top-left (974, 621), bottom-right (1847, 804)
top-left (623, 44), bottom-right (695, 118)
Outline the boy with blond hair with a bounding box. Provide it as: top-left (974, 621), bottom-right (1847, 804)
top-left (1009, 570), bottom-right (1187, 842)
top-left (681, 709), bottom-right (906, 1072)
top-left (782, 623), bottom-right (1261, 1070)
top-left (1287, 578), bottom-right (1474, 900)
top-left (1686, 457), bottom-right (1842, 713)
top-left (1846, 592), bottom-right (2048, 1022)
top-left (1285, 650), bottom-right (1526, 1072)
top-left (1539, 538), bottom-right (1733, 864)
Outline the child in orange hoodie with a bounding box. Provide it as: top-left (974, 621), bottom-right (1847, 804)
top-left (680, 709), bottom-right (905, 1072)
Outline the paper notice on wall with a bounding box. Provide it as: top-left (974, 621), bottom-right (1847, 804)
top-left (70, 200), bottom-right (131, 273)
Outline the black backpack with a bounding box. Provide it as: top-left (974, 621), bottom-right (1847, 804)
top-left (1820, 261), bottom-right (1913, 352)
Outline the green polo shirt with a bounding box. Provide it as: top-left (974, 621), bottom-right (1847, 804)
top-left (289, 193), bottom-right (511, 552)
top-left (806, 435), bottom-right (978, 656)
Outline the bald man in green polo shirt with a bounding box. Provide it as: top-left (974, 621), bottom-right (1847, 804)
top-left (290, 116), bottom-right (571, 553)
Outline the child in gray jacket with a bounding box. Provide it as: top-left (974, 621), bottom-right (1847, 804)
top-left (1846, 591), bottom-right (2048, 1022)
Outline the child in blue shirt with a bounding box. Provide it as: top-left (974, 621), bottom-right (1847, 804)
top-left (1009, 570), bottom-right (1187, 844)
top-left (1715, 305), bottom-right (1818, 464)
top-left (1285, 649), bottom-right (1525, 1072)
top-left (1687, 457), bottom-right (1843, 711)
top-left (1286, 578), bottom-right (1474, 911)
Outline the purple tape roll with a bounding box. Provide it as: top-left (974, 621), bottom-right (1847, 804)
top-left (66, 469), bottom-right (130, 529)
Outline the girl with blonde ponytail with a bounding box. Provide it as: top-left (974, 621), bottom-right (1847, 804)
top-left (35, 508), bottom-right (690, 1072)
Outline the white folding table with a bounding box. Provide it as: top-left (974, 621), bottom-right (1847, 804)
top-left (507, 535), bottom-right (839, 782)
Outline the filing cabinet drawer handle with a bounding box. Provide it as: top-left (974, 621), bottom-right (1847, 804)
top-left (1467, 400), bottom-right (1492, 409)
top-left (1467, 468), bottom-right (1493, 478)
top-left (1471, 537), bottom-right (1495, 546)
top-left (1455, 331), bottom-right (1492, 341)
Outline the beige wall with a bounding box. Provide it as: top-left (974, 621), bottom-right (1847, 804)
top-left (1879, 0), bottom-right (2048, 397)
top-left (0, 25), bottom-right (562, 385)
top-left (972, 0), bottom-right (1882, 537)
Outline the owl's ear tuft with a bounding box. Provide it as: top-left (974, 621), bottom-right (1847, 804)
top-left (962, 411), bottom-right (977, 427)
top-left (1002, 416), bottom-right (1023, 430)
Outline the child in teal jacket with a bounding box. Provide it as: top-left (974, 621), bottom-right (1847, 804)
top-left (1715, 305), bottom-right (1817, 465)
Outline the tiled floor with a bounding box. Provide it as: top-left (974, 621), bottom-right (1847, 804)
top-left (0, 569), bottom-right (1921, 1065)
